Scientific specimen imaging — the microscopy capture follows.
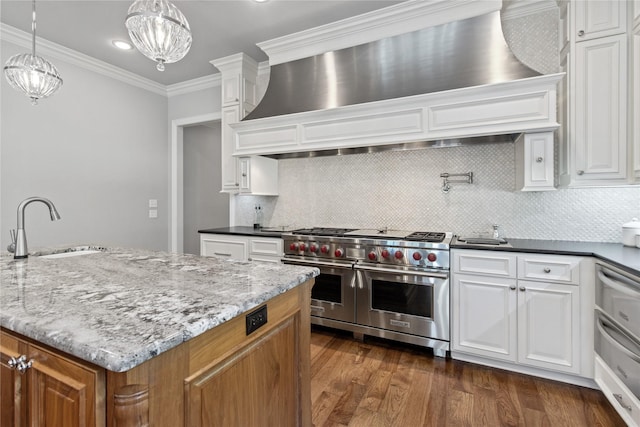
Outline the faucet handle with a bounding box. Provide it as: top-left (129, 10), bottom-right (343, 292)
top-left (7, 229), bottom-right (16, 253)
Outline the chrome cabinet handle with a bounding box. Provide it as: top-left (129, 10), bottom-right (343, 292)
top-left (543, 267), bottom-right (551, 273)
top-left (213, 252), bottom-right (232, 257)
top-left (242, 173), bottom-right (247, 177)
top-left (7, 355), bottom-right (32, 374)
top-left (578, 30), bottom-right (585, 37)
top-left (519, 286), bottom-right (526, 292)
top-left (613, 394), bottom-right (632, 411)
top-left (577, 170), bottom-right (584, 175)
top-left (536, 157), bottom-right (543, 163)
top-left (509, 285), bottom-right (516, 290)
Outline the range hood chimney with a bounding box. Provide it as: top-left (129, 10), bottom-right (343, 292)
top-left (245, 9), bottom-right (540, 121)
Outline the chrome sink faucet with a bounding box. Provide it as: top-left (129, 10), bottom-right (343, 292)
top-left (8, 197), bottom-right (61, 259)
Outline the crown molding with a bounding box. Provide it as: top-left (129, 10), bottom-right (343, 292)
top-left (1, 23), bottom-right (167, 96)
top-left (166, 73), bottom-right (220, 97)
top-left (257, 0), bottom-right (501, 66)
top-left (501, 0), bottom-right (558, 21)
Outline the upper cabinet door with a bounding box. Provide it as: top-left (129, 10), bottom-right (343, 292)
top-left (573, 34), bottom-right (628, 184)
top-left (573, 0), bottom-right (627, 41)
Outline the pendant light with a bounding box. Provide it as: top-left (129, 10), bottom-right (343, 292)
top-left (3, 0), bottom-right (63, 105)
top-left (125, 0), bottom-right (192, 71)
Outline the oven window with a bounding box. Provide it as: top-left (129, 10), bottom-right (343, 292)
top-left (371, 279), bottom-right (432, 318)
top-left (312, 273), bottom-right (342, 303)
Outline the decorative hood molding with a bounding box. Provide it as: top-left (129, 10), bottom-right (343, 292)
top-left (231, 0), bottom-right (563, 157)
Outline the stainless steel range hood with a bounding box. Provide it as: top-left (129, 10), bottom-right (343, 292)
top-left (229, 1), bottom-right (562, 158)
top-left (245, 10), bottom-right (540, 121)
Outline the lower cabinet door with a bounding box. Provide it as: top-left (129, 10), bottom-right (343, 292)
top-left (1, 333), bottom-right (26, 427)
top-left (452, 274), bottom-right (517, 362)
top-left (27, 343), bottom-right (102, 427)
top-left (517, 280), bottom-right (580, 374)
top-left (185, 317), bottom-right (300, 427)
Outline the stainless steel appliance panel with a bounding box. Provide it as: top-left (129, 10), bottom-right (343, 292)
top-left (283, 258), bottom-right (356, 323)
top-left (596, 265), bottom-right (640, 341)
top-left (595, 310), bottom-right (640, 400)
top-left (355, 266), bottom-right (449, 341)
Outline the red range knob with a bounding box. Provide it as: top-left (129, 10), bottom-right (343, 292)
top-left (368, 252), bottom-right (377, 261)
top-left (309, 244), bottom-right (317, 253)
top-left (289, 243), bottom-right (298, 251)
top-left (334, 249), bottom-right (344, 258)
top-left (299, 243), bottom-right (306, 251)
top-left (320, 245), bottom-right (329, 254)
top-left (413, 252), bottom-right (422, 261)
top-left (427, 253), bottom-right (437, 262)
top-left (381, 249), bottom-right (390, 259)
top-left (394, 251), bottom-right (404, 259)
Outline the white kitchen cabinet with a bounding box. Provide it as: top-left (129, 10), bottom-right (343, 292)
top-left (211, 53), bottom-right (278, 195)
top-left (559, 1), bottom-right (634, 187)
top-left (200, 233), bottom-right (282, 263)
top-left (451, 250), bottom-right (585, 377)
top-left (572, 0), bottom-right (626, 41)
top-left (238, 156), bottom-right (279, 195)
top-left (572, 34), bottom-right (628, 184)
top-left (515, 132), bottom-right (556, 191)
top-left (452, 273), bottom-right (517, 362)
top-left (634, 22), bottom-right (640, 180)
top-left (517, 279), bottom-right (580, 374)
top-left (221, 105), bottom-right (241, 191)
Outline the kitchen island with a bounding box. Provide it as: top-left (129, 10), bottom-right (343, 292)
top-left (0, 247), bottom-right (318, 426)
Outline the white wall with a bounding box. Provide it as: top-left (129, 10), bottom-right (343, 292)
top-left (1, 40), bottom-right (170, 251)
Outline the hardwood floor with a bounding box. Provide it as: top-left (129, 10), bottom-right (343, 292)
top-left (310, 327), bottom-right (626, 427)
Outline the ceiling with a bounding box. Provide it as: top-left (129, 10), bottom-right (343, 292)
top-left (0, 0), bottom-right (403, 86)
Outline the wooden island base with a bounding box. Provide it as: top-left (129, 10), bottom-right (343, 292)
top-left (1, 279), bottom-right (312, 427)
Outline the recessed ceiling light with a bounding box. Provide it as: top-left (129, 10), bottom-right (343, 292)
top-left (254, 0), bottom-right (269, 3)
top-left (112, 40), bottom-right (133, 50)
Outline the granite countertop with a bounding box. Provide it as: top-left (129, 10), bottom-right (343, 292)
top-left (451, 239), bottom-right (640, 276)
top-left (0, 247), bottom-right (318, 372)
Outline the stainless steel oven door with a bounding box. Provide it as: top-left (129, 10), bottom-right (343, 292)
top-left (354, 265), bottom-right (449, 341)
top-left (595, 264), bottom-right (640, 340)
top-left (595, 309), bottom-right (640, 400)
top-left (282, 258), bottom-right (356, 323)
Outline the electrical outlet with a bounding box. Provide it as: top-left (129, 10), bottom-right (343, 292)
top-left (149, 209), bottom-right (158, 218)
top-left (148, 199), bottom-right (158, 208)
top-left (246, 305), bottom-right (267, 335)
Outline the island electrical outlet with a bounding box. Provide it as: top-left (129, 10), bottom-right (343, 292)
top-left (246, 305), bottom-right (267, 335)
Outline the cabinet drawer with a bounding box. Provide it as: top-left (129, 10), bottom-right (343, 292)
top-left (250, 238), bottom-right (283, 257)
top-left (201, 238), bottom-right (247, 260)
top-left (518, 255), bottom-right (581, 284)
top-left (595, 355), bottom-right (640, 426)
top-left (453, 250), bottom-right (516, 278)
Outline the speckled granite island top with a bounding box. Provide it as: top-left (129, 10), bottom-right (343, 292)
top-left (0, 247), bottom-right (319, 373)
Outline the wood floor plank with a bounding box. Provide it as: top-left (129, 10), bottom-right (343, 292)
top-left (310, 328), bottom-right (626, 427)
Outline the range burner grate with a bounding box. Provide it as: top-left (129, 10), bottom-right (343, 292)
top-left (404, 231), bottom-right (446, 242)
top-left (291, 227), bottom-right (357, 236)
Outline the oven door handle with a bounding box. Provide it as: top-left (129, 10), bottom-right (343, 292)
top-left (354, 264), bottom-right (448, 279)
top-left (596, 313), bottom-right (640, 364)
top-left (597, 268), bottom-right (640, 297)
top-left (282, 258), bottom-right (353, 269)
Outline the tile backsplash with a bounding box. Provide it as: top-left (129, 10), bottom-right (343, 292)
top-left (234, 143), bottom-right (640, 243)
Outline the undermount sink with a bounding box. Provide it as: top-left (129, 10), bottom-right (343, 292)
top-left (38, 246), bottom-right (105, 259)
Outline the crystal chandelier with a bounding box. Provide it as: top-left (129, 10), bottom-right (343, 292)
top-left (3, 0), bottom-right (63, 105)
top-left (125, 0), bottom-right (192, 71)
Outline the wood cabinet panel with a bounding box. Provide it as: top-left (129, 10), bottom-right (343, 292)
top-left (0, 331), bottom-right (104, 427)
top-left (1, 333), bottom-right (25, 427)
top-left (186, 318), bottom-right (298, 427)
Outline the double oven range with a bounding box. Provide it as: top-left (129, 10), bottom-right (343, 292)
top-left (282, 227), bottom-right (452, 357)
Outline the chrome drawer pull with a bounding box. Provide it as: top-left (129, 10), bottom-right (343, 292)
top-left (613, 394), bottom-right (632, 412)
top-left (310, 305), bottom-right (325, 312)
top-left (213, 252), bottom-right (232, 257)
top-left (543, 267), bottom-right (551, 273)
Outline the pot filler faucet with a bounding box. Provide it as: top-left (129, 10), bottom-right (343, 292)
top-left (8, 197), bottom-right (61, 259)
